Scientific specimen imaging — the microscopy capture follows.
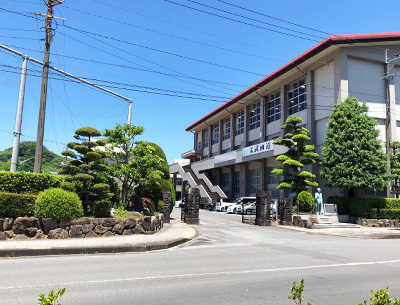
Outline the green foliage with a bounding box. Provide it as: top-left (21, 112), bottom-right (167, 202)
top-left (35, 188), bottom-right (84, 221)
top-left (0, 192), bottom-right (36, 217)
top-left (60, 127), bottom-right (112, 214)
top-left (38, 288), bottom-right (66, 305)
top-left (135, 143), bottom-right (175, 211)
top-left (320, 97), bottom-right (392, 196)
top-left (327, 196), bottom-right (400, 218)
top-left (370, 209), bottom-right (400, 220)
top-left (272, 116), bottom-right (318, 201)
top-left (297, 191), bottom-right (314, 213)
top-left (92, 199), bottom-right (112, 218)
top-left (357, 287), bottom-right (400, 305)
top-left (0, 171), bottom-right (62, 194)
top-left (288, 279), bottom-right (313, 305)
top-left (390, 141), bottom-right (400, 195)
top-left (0, 141), bottom-right (67, 174)
top-left (104, 124), bottom-right (165, 205)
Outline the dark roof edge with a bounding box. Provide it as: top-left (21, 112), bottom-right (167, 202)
top-left (186, 32), bottom-right (400, 131)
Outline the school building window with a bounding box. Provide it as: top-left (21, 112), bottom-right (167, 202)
top-left (288, 79), bottom-right (306, 115)
top-left (249, 102), bottom-right (261, 130)
top-left (267, 92), bottom-right (281, 123)
top-left (235, 110), bottom-right (244, 136)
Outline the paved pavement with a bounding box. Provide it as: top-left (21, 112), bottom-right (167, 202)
top-left (0, 217), bottom-right (197, 257)
top-left (1, 214), bottom-right (399, 257)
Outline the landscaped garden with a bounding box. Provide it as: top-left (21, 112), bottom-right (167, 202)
top-left (0, 123), bottom-right (175, 240)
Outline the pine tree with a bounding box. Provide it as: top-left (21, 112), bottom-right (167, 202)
top-left (59, 127), bottom-right (112, 215)
top-left (320, 97), bottom-right (391, 197)
top-left (272, 116), bottom-right (318, 202)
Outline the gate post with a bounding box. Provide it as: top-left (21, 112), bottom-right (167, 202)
top-left (184, 188), bottom-right (200, 224)
top-left (162, 192), bottom-right (171, 223)
top-left (255, 191), bottom-right (271, 226)
top-left (279, 198), bottom-right (293, 226)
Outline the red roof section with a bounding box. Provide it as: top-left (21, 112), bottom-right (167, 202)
top-left (186, 32), bottom-right (400, 131)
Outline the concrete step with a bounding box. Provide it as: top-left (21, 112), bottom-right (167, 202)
top-left (313, 223), bottom-right (360, 229)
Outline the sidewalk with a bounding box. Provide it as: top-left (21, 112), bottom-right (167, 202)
top-left (277, 222), bottom-right (400, 239)
top-left (0, 218), bottom-right (197, 257)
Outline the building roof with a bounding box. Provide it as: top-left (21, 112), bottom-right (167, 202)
top-left (186, 32), bottom-right (400, 131)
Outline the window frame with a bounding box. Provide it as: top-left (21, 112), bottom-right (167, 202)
top-left (235, 109), bottom-right (244, 136)
top-left (212, 123), bottom-right (219, 145)
top-left (249, 102), bottom-right (261, 130)
top-left (223, 117), bottom-right (231, 141)
top-left (287, 79), bottom-right (306, 116)
top-left (267, 92), bottom-right (281, 124)
top-left (203, 129), bottom-right (209, 148)
top-left (249, 168), bottom-right (261, 194)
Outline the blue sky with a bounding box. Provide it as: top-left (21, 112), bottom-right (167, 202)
top-left (0, 0), bottom-right (399, 164)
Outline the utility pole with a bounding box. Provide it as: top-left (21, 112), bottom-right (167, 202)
top-left (384, 49), bottom-right (400, 197)
top-left (33, 0), bottom-right (64, 173)
top-left (10, 56), bottom-right (28, 172)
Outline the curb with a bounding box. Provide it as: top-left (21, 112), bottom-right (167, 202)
top-left (0, 237), bottom-right (192, 258)
top-left (0, 224), bottom-right (199, 258)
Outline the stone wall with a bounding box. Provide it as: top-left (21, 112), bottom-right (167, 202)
top-left (356, 218), bottom-right (400, 228)
top-left (0, 214), bottom-right (164, 241)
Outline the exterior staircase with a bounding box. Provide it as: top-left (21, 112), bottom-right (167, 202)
top-left (169, 162), bottom-right (226, 203)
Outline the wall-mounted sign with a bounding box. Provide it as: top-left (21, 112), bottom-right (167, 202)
top-left (242, 140), bottom-right (274, 157)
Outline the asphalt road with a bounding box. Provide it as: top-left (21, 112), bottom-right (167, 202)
top-left (2, 209), bottom-right (400, 304)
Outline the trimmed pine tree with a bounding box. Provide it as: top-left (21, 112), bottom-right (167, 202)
top-left (59, 127), bottom-right (113, 215)
top-left (320, 97), bottom-right (391, 197)
top-left (272, 116), bottom-right (318, 202)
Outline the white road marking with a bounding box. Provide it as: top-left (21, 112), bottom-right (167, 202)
top-left (2, 259), bottom-right (400, 291)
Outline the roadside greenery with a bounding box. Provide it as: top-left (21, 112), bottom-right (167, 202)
top-left (104, 123), bottom-right (164, 205)
top-left (59, 127), bottom-right (113, 215)
top-left (0, 192), bottom-right (36, 217)
top-left (35, 188), bottom-right (83, 221)
top-left (38, 288), bottom-right (66, 305)
top-left (297, 191), bottom-right (314, 213)
top-left (390, 141), bottom-right (400, 197)
top-left (289, 279), bottom-right (400, 305)
top-left (0, 171), bottom-right (62, 194)
top-left (272, 116), bottom-right (318, 202)
top-left (320, 97), bottom-right (391, 197)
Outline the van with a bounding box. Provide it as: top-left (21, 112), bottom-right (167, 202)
top-left (215, 198), bottom-right (237, 212)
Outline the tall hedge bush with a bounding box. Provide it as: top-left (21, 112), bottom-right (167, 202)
top-left (35, 188), bottom-right (84, 221)
top-left (0, 171), bottom-right (62, 194)
top-left (327, 196), bottom-right (400, 218)
top-left (0, 192), bottom-right (36, 217)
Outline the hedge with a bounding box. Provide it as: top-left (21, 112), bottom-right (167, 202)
top-left (370, 208), bottom-right (400, 219)
top-left (327, 196), bottom-right (400, 218)
top-left (0, 192), bottom-right (36, 217)
top-left (0, 171), bottom-right (63, 194)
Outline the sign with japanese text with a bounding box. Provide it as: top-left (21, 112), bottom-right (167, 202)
top-left (242, 140), bottom-right (274, 157)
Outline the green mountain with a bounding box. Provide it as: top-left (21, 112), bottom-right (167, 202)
top-left (0, 141), bottom-right (66, 173)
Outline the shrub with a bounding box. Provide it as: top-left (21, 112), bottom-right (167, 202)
top-left (0, 171), bottom-right (62, 194)
top-left (92, 199), bottom-right (112, 218)
top-left (156, 200), bottom-right (165, 212)
top-left (327, 196), bottom-right (400, 218)
top-left (35, 188), bottom-right (84, 221)
top-left (0, 192), bottom-right (36, 217)
top-left (370, 208), bottom-right (400, 219)
top-left (297, 191), bottom-right (314, 213)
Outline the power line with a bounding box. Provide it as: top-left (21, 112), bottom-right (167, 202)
top-left (61, 4), bottom-right (286, 64)
top-left (164, 0), bottom-right (319, 42)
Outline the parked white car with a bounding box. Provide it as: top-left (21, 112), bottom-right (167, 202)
top-left (227, 197), bottom-right (256, 213)
top-left (215, 198), bottom-right (236, 212)
top-left (174, 199), bottom-right (182, 208)
top-left (236, 201), bottom-right (256, 214)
